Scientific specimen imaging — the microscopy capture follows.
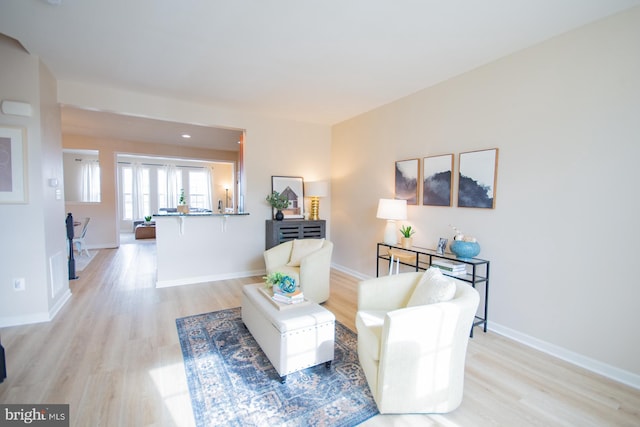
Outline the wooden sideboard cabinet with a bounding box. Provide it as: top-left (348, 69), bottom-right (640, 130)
top-left (265, 220), bottom-right (326, 249)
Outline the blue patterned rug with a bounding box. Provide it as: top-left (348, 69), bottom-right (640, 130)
top-left (176, 307), bottom-right (378, 427)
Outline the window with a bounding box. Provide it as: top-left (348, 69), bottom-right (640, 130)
top-left (63, 149), bottom-right (101, 203)
top-left (117, 155), bottom-right (225, 227)
top-left (119, 164), bottom-right (150, 220)
top-left (188, 169), bottom-right (209, 209)
top-left (80, 161), bottom-right (101, 202)
top-left (140, 167), bottom-right (150, 216)
top-left (121, 166), bottom-right (133, 220)
top-left (157, 168), bottom-right (167, 209)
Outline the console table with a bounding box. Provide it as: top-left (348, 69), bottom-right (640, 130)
top-left (376, 243), bottom-right (490, 336)
top-left (265, 219), bottom-right (326, 249)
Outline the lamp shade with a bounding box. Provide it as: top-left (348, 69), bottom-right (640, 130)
top-left (376, 199), bottom-right (407, 220)
top-left (305, 181), bottom-right (329, 197)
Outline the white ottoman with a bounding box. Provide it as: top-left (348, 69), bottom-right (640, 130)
top-left (241, 284), bottom-right (335, 382)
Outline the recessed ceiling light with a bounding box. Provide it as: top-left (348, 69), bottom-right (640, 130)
top-left (181, 134), bottom-right (191, 139)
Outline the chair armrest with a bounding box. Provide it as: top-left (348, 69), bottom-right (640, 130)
top-left (357, 272), bottom-right (423, 312)
top-left (264, 241), bottom-right (294, 271)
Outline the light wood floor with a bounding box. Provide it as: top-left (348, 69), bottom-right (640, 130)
top-left (1, 238), bottom-right (639, 426)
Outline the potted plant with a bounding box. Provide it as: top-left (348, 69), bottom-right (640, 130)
top-left (177, 188), bottom-right (189, 214)
top-left (266, 191), bottom-right (289, 220)
top-left (144, 215), bottom-right (152, 223)
top-left (399, 225), bottom-right (415, 249)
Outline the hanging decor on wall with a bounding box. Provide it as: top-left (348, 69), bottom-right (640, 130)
top-left (0, 126), bottom-right (28, 204)
top-left (457, 148), bottom-right (499, 209)
top-left (423, 154), bottom-right (453, 206)
top-left (394, 158), bottom-right (419, 205)
top-left (271, 176), bottom-right (304, 219)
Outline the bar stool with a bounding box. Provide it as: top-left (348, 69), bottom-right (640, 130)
top-left (387, 248), bottom-right (416, 275)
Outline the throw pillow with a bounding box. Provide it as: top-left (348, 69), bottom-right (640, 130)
top-left (286, 238), bottom-right (325, 267)
top-left (407, 267), bottom-right (456, 306)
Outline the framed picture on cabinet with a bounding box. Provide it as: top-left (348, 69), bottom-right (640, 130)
top-left (457, 148), bottom-right (499, 209)
top-left (0, 126), bottom-right (28, 204)
top-left (395, 159), bottom-right (419, 205)
top-left (423, 154), bottom-right (453, 206)
top-left (271, 176), bottom-right (304, 219)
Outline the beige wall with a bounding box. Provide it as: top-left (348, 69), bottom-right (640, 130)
top-left (331, 7), bottom-right (640, 385)
top-left (0, 36), bottom-right (69, 326)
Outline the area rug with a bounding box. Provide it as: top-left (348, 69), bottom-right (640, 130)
top-left (176, 307), bottom-right (379, 427)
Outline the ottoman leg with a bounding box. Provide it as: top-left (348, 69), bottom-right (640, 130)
top-left (325, 361), bottom-right (332, 370)
top-left (280, 375), bottom-right (287, 384)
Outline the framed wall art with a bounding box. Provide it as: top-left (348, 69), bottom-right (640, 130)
top-left (271, 176), bottom-right (304, 219)
top-left (423, 154), bottom-right (453, 206)
top-left (457, 148), bottom-right (498, 209)
top-left (0, 126), bottom-right (28, 204)
top-left (395, 158), bottom-right (419, 205)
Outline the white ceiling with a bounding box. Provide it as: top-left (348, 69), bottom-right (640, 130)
top-left (1, 0), bottom-right (639, 141)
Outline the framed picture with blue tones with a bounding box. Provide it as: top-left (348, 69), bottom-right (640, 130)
top-left (457, 148), bottom-right (499, 209)
top-left (395, 159), bottom-right (419, 205)
top-left (423, 154), bottom-right (453, 206)
top-left (437, 238), bottom-right (448, 255)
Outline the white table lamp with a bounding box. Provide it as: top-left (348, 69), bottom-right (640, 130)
top-left (376, 199), bottom-right (407, 245)
top-left (305, 181), bottom-right (329, 220)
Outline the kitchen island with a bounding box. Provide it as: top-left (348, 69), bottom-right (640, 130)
top-left (154, 212), bottom-right (254, 287)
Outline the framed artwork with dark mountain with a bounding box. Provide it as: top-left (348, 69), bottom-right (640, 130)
top-left (457, 148), bottom-right (498, 209)
top-left (422, 154), bottom-right (453, 206)
top-left (395, 159), bottom-right (419, 205)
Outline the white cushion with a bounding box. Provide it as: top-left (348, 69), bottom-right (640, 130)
top-left (286, 238), bottom-right (325, 267)
top-left (407, 267), bottom-right (456, 306)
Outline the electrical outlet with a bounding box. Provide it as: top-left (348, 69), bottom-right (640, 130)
top-left (13, 278), bottom-right (25, 291)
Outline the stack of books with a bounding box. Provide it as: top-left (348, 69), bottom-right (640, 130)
top-left (430, 259), bottom-right (467, 276)
top-left (272, 287), bottom-right (305, 304)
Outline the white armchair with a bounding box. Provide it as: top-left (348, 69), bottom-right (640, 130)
top-left (263, 239), bottom-right (333, 303)
top-left (356, 270), bottom-right (479, 414)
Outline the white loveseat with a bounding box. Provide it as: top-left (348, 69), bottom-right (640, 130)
top-left (356, 270), bottom-right (479, 414)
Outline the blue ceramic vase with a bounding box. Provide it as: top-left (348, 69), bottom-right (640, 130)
top-left (450, 240), bottom-right (480, 260)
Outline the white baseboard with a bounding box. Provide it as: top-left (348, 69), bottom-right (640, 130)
top-left (490, 322), bottom-right (640, 390)
top-left (156, 269), bottom-right (264, 288)
top-left (0, 312), bottom-right (50, 328)
top-left (331, 263), bottom-right (372, 281)
top-left (49, 289), bottom-right (72, 320)
top-left (0, 290), bottom-right (72, 328)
